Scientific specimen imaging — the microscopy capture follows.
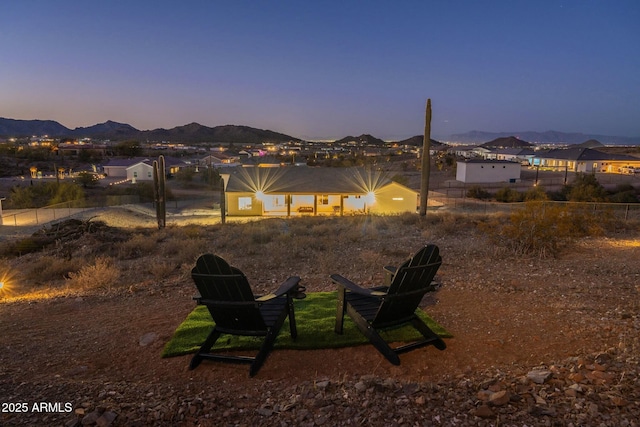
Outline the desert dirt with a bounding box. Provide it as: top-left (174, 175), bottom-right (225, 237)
top-left (1, 209), bottom-right (639, 426)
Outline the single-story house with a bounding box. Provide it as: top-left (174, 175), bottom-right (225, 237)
top-left (102, 157), bottom-right (188, 181)
top-left (485, 148), bottom-right (535, 164)
top-left (532, 148), bottom-right (640, 173)
top-left (200, 153), bottom-right (240, 167)
top-left (456, 159), bottom-right (521, 183)
top-left (221, 167), bottom-right (429, 216)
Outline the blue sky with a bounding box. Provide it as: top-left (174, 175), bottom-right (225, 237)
top-left (1, 1), bottom-right (639, 140)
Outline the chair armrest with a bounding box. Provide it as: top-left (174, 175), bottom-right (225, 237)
top-left (383, 265), bottom-right (396, 286)
top-left (383, 265), bottom-right (397, 275)
top-left (330, 274), bottom-right (387, 297)
top-left (255, 276), bottom-right (302, 301)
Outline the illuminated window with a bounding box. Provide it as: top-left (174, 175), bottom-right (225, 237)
top-left (320, 195), bottom-right (329, 205)
top-left (238, 197), bottom-right (252, 210)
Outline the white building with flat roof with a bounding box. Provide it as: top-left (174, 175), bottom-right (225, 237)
top-left (456, 159), bottom-right (521, 183)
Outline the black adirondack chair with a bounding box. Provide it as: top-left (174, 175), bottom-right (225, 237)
top-left (190, 254), bottom-right (305, 377)
top-left (332, 244), bottom-right (446, 365)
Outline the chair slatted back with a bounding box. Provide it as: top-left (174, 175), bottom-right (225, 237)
top-left (191, 254), bottom-right (267, 333)
top-left (373, 245), bottom-right (442, 326)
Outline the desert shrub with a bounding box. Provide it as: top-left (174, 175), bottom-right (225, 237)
top-left (6, 186), bottom-right (36, 208)
top-left (145, 258), bottom-right (178, 281)
top-left (25, 255), bottom-right (81, 283)
top-left (566, 173), bottom-right (607, 202)
top-left (466, 185), bottom-right (491, 200)
top-left (75, 172), bottom-right (99, 188)
top-left (481, 201), bottom-right (606, 258)
top-left (67, 257), bottom-right (120, 290)
top-left (524, 185), bottom-right (548, 201)
top-left (607, 184), bottom-right (639, 203)
top-left (48, 182), bottom-right (85, 206)
top-left (117, 233), bottom-right (159, 259)
top-left (495, 187), bottom-right (523, 203)
top-left (105, 182), bottom-right (174, 202)
top-left (171, 237), bottom-right (207, 265)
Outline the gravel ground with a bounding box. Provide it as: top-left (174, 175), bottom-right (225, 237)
top-left (1, 209), bottom-right (639, 426)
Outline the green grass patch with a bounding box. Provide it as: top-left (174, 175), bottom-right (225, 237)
top-left (162, 291), bottom-right (452, 357)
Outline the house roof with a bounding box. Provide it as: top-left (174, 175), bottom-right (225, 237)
top-left (103, 157), bottom-right (149, 167)
top-left (535, 148), bottom-right (638, 161)
top-left (104, 156), bottom-right (187, 168)
top-left (491, 148), bottom-right (535, 156)
top-left (459, 159), bottom-right (520, 164)
top-left (225, 166), bottom-right (400, 194)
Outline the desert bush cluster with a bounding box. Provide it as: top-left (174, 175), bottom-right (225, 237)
top-left (468, 173), bottom-right (639, 204)
top-left (1, 207), bottom-right (636, 301)
top-left (480, 201), bottom-right (611, 258)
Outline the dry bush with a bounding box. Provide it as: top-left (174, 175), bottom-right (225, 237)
top-left (480, 201), bottom-right (607, 258)
top-left (66, 256), bottom-right (120, 290)
top-left (24, 255), bottom-right (81, 283)
top-left (117, 233), bottom-right (159, 259)
top-left (170, 237), bottom-right (208, 265)
top-left (145, 258), bottom-right (178, 281)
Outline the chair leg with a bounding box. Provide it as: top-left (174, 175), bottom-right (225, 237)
top-left (287, 296), bottom-right (297, 339)
top-left (346, 305), bottom-right (401, 365)
top-left (189, 329), bottom-right (222, 370)
top-left (335, 287), bottom-right (346, 334)
top-left (249, 310), bottom-right (289, 377)
top-left (410, 317), bottom-right (447, 351)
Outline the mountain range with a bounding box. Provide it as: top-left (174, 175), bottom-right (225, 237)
top-left (448, 130), bottom-right (640, 145)
top-left (0, 118), bottom-right (299, 144)
top-left (1, 117), bottom-right (638, 145)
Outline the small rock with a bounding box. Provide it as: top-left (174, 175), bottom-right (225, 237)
top-left (527, 369), bottom-right (552, 384)
top-left (477, 390), bottom-right (492, 401)
top-left (315, 380), bottom-right (330, 390)
top-left (139, 332), bottom-right (159, 346)
top-left (474, 404), bottom-right (495, 418)
top-left (96, 411), bottom-right (117, 427)
top-left (489, 390), bottom-right (510, 406)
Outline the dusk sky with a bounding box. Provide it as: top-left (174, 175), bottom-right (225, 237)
top-left (2, 1), bottom-right (639, 140)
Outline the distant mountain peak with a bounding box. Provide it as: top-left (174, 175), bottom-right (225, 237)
top-left (450, 130), bottom-right (640, 145)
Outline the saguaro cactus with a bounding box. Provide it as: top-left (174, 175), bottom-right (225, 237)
top-left (419, 99), bottom-right (432, 216)
top-left (153, 155), bottom-right (166, 229)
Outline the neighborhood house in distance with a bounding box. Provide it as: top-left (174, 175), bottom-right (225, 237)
top-left (221, 167), bottom-right (428, 216)
top-left (453, 137), bottom-right (640, 183)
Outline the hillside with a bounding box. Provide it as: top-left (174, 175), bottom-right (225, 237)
top-left (0, 118), bottom-right (299, 144)
top-left (333, 133), bottom-right (386, 145)
top-left (449, 130), bottom-right (640, 145)
top-left (395, 135), bottom-right (444, 147)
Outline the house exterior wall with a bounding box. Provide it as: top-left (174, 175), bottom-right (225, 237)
top-left (103, 166), bottom-right (128, 177)
top-left (126, 163), bottom-right (154, 181)
top-left (369, 182), bottom-right (418, 214)
top-left (226, 192), bottom-right (263, 216)
top-left (456, 161), bottom-right (521, 183)
top-left (225, 182), bottom-right (419, 216)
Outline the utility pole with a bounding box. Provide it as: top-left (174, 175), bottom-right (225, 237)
top-left (419, 99), bottom-right (432, 216)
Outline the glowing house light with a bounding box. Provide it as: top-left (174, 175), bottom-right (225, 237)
top-left (365, 192), bottom-right (376, 205)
